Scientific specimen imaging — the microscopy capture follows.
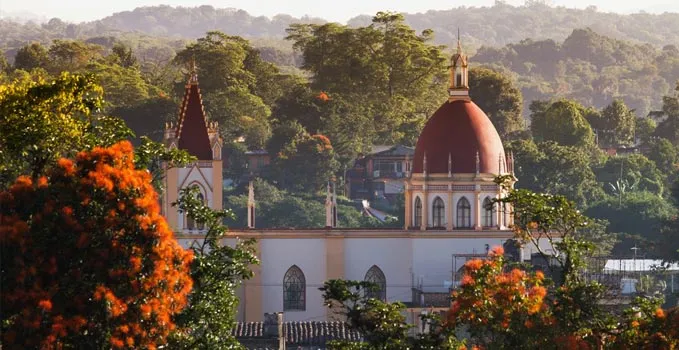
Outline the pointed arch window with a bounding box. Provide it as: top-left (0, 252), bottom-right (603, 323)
top-left (456, 197), bottom-right (471, 228)
top-left (185, 189), bottom-right (205, 230)
top-left (283, 265), bottom-right (306, 311)
top-left (482, 197), bottom-right (495, 228)
top-left (364, 265), bottom-right (386, 301)
top-left (414, 197), bottom-right (422, 227)
top-left (432, 197), bottom-right (445, 228)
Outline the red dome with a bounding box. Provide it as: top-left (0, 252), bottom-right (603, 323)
top-left (412, 100), bottom-right (505, 174)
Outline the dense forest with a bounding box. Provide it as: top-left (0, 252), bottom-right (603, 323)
top-left (3, 2), bottom-right (679, 47)
top-left (2, 8), bottom-right (679, 261)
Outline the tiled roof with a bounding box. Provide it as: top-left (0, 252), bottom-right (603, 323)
top-left (176, 79), bottom-right (213, 160)
top-left (232, 321), bottom-right (362, 347)
top-left (371, 145), bottom-right (414, 157)
top-left (412, 100), bottom-right (505, 174)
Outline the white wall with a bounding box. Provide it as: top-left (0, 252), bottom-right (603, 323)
top-left (412, 237), bottom-right (509, 292)
top-left (260, 239), bottom-right (326, 322)
top-left (344, 238), bottom-right (413, 303)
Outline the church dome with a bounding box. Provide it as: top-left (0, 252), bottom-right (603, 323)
top-left (411, 100), bottom-right (505, 174)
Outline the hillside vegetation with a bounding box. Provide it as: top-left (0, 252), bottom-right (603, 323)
top-left (2, 3), bottom-right (679, 50)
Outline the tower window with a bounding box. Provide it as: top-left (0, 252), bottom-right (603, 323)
top-left (283, 265), bottom-right (306, 311)
top-left (456, 197), bottom-right (471, 228)
top-left (432, 197), bottom-right (445, 227)
top-left (414, 197), bottom-right (422, 227)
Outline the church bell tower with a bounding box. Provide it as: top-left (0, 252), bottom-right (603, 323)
top-left (162, 62), bottom-right (223, 236)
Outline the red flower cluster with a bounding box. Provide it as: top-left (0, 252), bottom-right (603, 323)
top-left (0, 141), bottom-right (193, 349)
top-left (448, 247), bottom-right (549, 348)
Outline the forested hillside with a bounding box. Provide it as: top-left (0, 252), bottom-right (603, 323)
top-left (3, 3), bottom-right (679, 50)
top-left (475, 28), bottom-right (679, 117)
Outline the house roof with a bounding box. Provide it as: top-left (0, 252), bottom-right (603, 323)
top-left (175, 74), bottom-right (213, 160)
top-left (604, 259), bottom-right (679, 272)
top-left (371, 145), bottom-right (414, 157)
top-left (233, 321), bottom-right (362, 348)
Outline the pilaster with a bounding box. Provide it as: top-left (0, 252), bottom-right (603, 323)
top-left (446, 186), bottom-right (453, 231)
top-left (325, 236), bottom-right (345, 320)
top-left (212, 160), bottom-right (222, 210)
top-left (244, 238), bottom-right (263, 322)
top-left (404, 184), bottom-right (412, 229)
top-left (421, 184), bottom-right (428, 230)
top-left (474, 185), bottom-right (481, 230)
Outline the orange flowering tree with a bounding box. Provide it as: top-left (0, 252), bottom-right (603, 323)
top-left (0, 141), bottom-right (193, 349)
top-left (612, 297), bottom-right (679, 348)
top-left (448, 247), bottom-right (554, 349)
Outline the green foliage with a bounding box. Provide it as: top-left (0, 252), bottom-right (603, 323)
top-left (594, 154), bottom-right (665, 196)
top-left (286, 12), bottom-right (447, 146)
top-left (13, 43), bottom-right (49, 71)
top-left (476, 28), bottom-right (678, 119)
top-left (110, 95), bottom-right (178, 143)
top-left (267, 129), bottom-right (339, 192)
top-left (530, 99), bottom-right (595, 148)
top-left (320, 279), bottom-right (463, 349)
top-left (654, 82), bottom-right (679, 144)
top-left (588, 99), bottom-right (636, 147)
top-left (657, 178), bottom-right (679, 263)
top-left (224, 178), bottom-right (373, 229)
top-left (469, 67), bottom-right (524, 138)
top-left (644, 138), bottom-right (679, 175)
top-left (169, 186), bottom-right (258, 349)
top-left (0, 73), bottom-right (125, 186)
top-left (586, 191), bottom-right (675, 256)
top-left (47, 39), bottom-right (103, 73)
top-left (635, 117), bottom-right (657, 144)
top-left (506, 139), bottom-right (603, 207)
top-left (174, 31), bottom-right (282, 145)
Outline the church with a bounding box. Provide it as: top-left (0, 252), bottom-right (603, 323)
top-left (162, 42), bottom-right (554, 324)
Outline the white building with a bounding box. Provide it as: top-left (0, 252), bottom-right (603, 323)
top-left (163, 42), bottom-right (554, 323)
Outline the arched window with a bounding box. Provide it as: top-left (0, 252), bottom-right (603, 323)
top-left (432, 197), bottom-right (445, 227)
top-left (364, 265), bottom-right (386, 301)
top-left (482, 197), bottom-right (495, 228)
top-left (414, 197), bottom-right (422, 227)
top-left (185, 188), bottom-right (205, 230)
top-left (283, 265), bottom-right (306, 311)
top-left (456, 197), bottom-right (471, 228)
top-left (196, 193), bottom-right (205, 230)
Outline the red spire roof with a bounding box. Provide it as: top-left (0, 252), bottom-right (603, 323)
top-left (175, 70), bottom-right (213, 160)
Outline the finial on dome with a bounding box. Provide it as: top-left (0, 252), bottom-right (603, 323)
top-left (457, 27), bottom-right (462, 54)
top-left (423, 152), bottom-right (428, 176)
top-left (448, 152), bottom-right (452, 178)
top-left (448, 29), bottom-right (470, 102)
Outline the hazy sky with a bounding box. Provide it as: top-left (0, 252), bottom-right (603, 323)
top-left (1, 0), bottom-right (677, 23)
